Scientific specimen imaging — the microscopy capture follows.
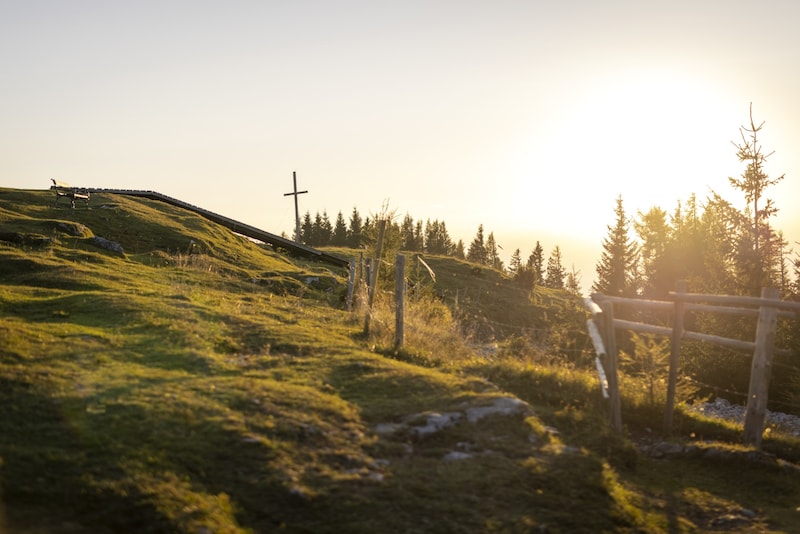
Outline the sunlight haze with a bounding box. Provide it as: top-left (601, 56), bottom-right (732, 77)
top-left (3, 1), bottom-right (799, 292)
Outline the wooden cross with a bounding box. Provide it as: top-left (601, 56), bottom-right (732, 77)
top-left (283, 171), bottom-right (308, 243)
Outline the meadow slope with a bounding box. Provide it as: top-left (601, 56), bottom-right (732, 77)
top-left (1, 188), bottom-right (798, 533)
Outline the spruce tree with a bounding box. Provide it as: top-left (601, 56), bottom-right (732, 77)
top-left (593, 195), bottom-right (638, 296)
top-left (300, 211), bottom-right (313, 244)
top-left (508, 248), bottom-right (522, 276)
top-left (486, 232), bottom-right (503, 270)
top-left (332, 211), bottom-right (348, 246)
top-left (454, 239), bottom-right (466, 259)
top-left (729, 104), bottom-right (785, 294)
top-left (467, 224), bottom-right (487, 265)
top-left (566, 265), bottom-right (582, 295)
top-left (400, 214), bottom-right (417, 251)
top-left (527, 241), bottom-right (545, 286)
top-left (348, 207), bottom-right (363, 248)
top-left (545, 246), bottom-right (566, 289)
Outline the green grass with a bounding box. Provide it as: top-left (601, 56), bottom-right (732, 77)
top-left (1, 188), bottom-right (799, 533)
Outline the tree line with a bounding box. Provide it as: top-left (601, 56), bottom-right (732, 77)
top-left (592, 105), bottom-right (797, 300)
top-left (590, 105), bottom-right (799, 410)
top-left (292, 209), bottom-right (579, 293)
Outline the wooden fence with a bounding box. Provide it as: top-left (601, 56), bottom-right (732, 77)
top-left (587, 283), bottom-right (800, 448)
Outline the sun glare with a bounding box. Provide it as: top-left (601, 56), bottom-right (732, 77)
top-left (504, 68), bottom-right (741, 240)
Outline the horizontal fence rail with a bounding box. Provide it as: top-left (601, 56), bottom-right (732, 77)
top-left (586, 283), bottom-right (799, 448)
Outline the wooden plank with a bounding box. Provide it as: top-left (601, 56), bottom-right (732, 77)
top-left (682, 330), bottom-right (755, 353)
top-left (590, 293), bottom-right (673, 312)
top-left (81, 188), bottom-right (349, 269)
top-left (612, 319), bottom-right (672, 337)
top-left (669, 290), bottom-right (800, 312)
top-left (685, 302), bottom-right (795, 319)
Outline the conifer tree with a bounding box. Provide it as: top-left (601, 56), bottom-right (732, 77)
top-left (454, 239), bottom-right (466, 259)
top-left (634, 206), bottom-right (671, 297)
top-left (566, 265), bottom-right (582, 295)
top-left (348, 207), bottom-right (364, 248)
top-left (729, 104), bottom-right (785, 294)
top-left (486, 232), bottom-right (503, 270)
top-left (467, 224), bottom-right (487, 265)
top-left (400, 214), bottom-right (417, 251)
top-left (300, 211), bottom-right (313, 244)
top-left (424, 219), bottom-right (453, 255)
top-left (593, 195), bottom-right (638, 296)
top-left (332, 211), bottom-right (348, 246)
top-left (527, 241), bottom-right (545, 286)
top-left (508, 248), bottom-right (522, 276)
top-left (545, 246), bottom-right (566, 289)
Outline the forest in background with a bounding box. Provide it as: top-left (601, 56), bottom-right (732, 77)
top-left (290, 106), bottom-right (800, 413)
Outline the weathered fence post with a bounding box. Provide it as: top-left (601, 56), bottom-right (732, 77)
top-left (599, 299), bottom-right (623, 433)
top-left (395, 254), bottom-right (406, 349)
top-left (743, 287), bottom-right (780, 448)
top-left (363, 220), bottom-right (387, 335)
top-left (663, 280), bottom-right (686, 435)
top-left (346, 258), bottom-right (357, 311)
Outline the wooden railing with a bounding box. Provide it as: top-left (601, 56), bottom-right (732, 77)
top-left (586, 283), bottom-right (800, 448)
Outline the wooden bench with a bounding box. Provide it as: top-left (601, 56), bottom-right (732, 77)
top-left (51, 179), bottom-right (90, 208)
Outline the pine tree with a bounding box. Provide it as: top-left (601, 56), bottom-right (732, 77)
top-left (634, 206), bottom-right (671, 297)
top-left (545, 246), bottom-right (566, 289)
top-left (400, 214), bottom-right (417, 251)
top-left (593, 195), bottom-right (638, 296)
top-left (300, 211), bottom-right (313, 244)
top-left (424, 219), bottom-right (453, 255)
top-left (527, 241), bottom-right (545, 286)
top-left (467, 224), bottom-right (487, 265)
top-left (454, 239), bottom-right (466, 259)
top-left (566, 265), bottom-right (582, 296)
top-left (486, 232), bottom-right (503, 270)
top-left (332, 211), bottom-right (348, 246)
top-left (348, 207), bottom-right (363, 248)
top-left (729, 104), bottom-right (785, 294)
top-left (508, 248), bottom-right (522, 276)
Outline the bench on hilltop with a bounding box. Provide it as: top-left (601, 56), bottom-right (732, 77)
top-left (51, 179), bottom-right (90, 208)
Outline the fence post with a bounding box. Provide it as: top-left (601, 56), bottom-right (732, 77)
top-left (663, 280), bottom-right (686, 435)
top-left (599, 300), bottom-right (623, 433)
top-left (395, 254), bottom-right (406, 349)
top-left (363, 220), bottom-right (387, 335)
top-left (346, 257), bottom-right (357, 311)
top-left (743, 286), bottom-right (780, 448)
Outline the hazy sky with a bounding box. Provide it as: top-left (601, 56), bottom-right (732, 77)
top-left (3, 1), bottom-right (799, 290)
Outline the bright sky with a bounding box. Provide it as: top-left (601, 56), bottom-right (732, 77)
top-left (3, 1), bottom-right (799, 291)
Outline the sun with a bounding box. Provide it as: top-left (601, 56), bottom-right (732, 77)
top-left (505, 68), bottom-right (742, 234)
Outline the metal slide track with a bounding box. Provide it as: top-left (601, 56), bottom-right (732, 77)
top-left (85, 188), bottom-right (350, 269)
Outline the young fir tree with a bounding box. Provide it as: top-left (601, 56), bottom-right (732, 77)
top-left (486, 232), bottom-right (503, 270)
top-left (348, 207), bottom-right (364, 248)
top-left (300, 211), bottom-right (313, 244)
top-left (508, 248), bottom-right (522, 276)
top-left (400, 214), bottom-right (418, 251)
top-left (729, 104), bottom-right (785, 294)
top-left (593, 195), bottom-right (638, 296)
top-left (634, 206), bottom-right (671, 297)
top-left (332, 211), bottom-right (348, 246)
top-left (527, 241), bottom-right (545, 286)
top-left (566, 265), bottom-right (582, 296)
top-left (467, 224), bottom-right (487, 265)
top-left (545, 246), bottom-right (566, 289)
top-left (454, 239), bottom-right (466, 259)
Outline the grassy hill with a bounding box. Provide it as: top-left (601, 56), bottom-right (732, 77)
top-left (1, 187), bottom-right (799, 533)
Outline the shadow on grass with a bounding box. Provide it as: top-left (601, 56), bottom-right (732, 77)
top-left (0, 376), bottom-right (172, 533)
